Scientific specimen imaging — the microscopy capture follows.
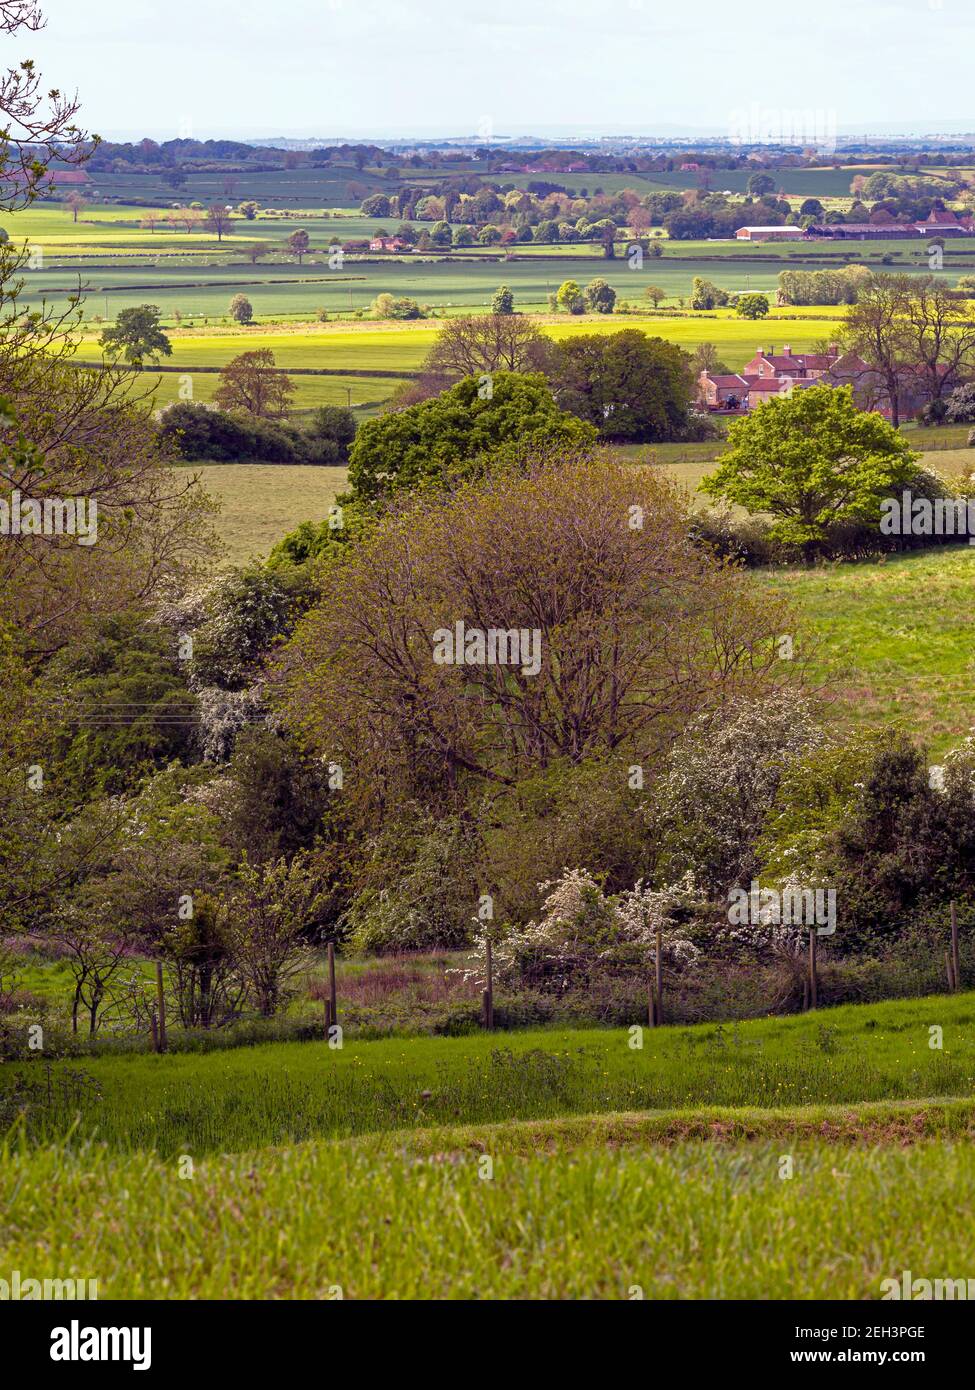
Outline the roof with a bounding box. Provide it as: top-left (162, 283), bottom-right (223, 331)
top-left (745, 377), bottom-right (788, 392)
top-left (736, 225), bottom-right (800, 233)
top-left (758, 352), bottom-right (838, 371)
top-left (825, 223), bottom-right (915, 233)
top-left (707, 374), bottom-right (749, 388)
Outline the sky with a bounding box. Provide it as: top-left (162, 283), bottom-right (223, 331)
top-left (20, 0), bottom-right (975, 141)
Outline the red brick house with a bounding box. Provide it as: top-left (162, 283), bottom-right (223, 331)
top-left (742, 344), bottom-right (843, 381)
top-left (369, 236), bottom-right (411, 252)
top-left (698, 372), bottom-right (750, 410)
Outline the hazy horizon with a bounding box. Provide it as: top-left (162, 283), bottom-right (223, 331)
top-left (21, 0), bottom-right (975, 145)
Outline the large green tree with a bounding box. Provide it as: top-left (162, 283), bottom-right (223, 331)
top-left (99, 304), bottom-right (171, 365)
top-left (346, 371), bottom-right (596, 501)
top-left (702, 383), bottom-right (920, 550)
top-left (552, 330), bottom-right (693, 442)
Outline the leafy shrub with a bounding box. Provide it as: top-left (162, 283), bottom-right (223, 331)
top-left (345, 812), bottom-right (482, 954)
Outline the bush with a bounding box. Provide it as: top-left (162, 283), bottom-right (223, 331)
top-left (157, 402), bottom-right (293, 463)
top-left (157, 401), bottom-right (356, 465)
top-left (945, 383), bottom-right (975, 424)
top-left (344, 812), bottom-right (482, 955)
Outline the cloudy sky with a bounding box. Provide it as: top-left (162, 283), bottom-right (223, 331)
top-left (22, 0), bottom-right (975, 140)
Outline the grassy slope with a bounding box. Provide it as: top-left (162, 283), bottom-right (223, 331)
top-left (765, 546), bottom-right (975, 755)
top-left (7, 992), bottom-right (975, 1298)
top-left (13, 993), bottom-right (975, 1156)
top-left (181, 464), bottom-right (349, 566)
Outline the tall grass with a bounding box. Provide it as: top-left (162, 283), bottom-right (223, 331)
top-left (8, 994), bottom-right (975, 1157)
top-left (3, 1127), bottom-right (974, 1299)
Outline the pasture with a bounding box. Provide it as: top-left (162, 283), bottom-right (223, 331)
top-left (183, 464), bottom-right (348, 565)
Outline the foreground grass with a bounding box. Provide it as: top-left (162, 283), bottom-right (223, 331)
top-left (10, 994), bottom-right (975, 1157)
top-left (3, 1113), bottom-right (974, 1298)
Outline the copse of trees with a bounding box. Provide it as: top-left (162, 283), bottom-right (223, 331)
top-left (839, 272), bottom-right (975, 425)
top-left (691, 277), bottom-right (729, 310)
top-left (157, 400), bottom-right (356, 465)
top-left (778, 265), bottom-right (871, 306)
top-left (274, 454), bottom-right (792, 834)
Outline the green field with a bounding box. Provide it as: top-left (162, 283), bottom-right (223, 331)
top-left (5, 994), bottom-right (975, 1298)
top-left (765, 545), bottom-right (975, 755)
top-left (13, 993), bottom-right (974, 1153)
top-left (7, 196), bottom-right (972, 330)
top-left (121, 312), bottom-right (848, 409)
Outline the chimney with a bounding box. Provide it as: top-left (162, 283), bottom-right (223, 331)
top-left (782, 345), bottom-right (791, 356)
top-left (828, 342), bottom-right (839, 355)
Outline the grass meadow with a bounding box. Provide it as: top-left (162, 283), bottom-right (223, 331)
top-left (11, 994), bottom-right (975, 1154)
top-left (183, 464), bottom-right (348, 565)
top-left (5, 996), bottom-right (975, 1298)
top-left (3, 1125), bottom-right (975, 1298)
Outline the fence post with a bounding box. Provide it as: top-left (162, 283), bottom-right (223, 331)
top-left (648, 976), bottom-right (656, 1028)
top-left (951, 901), bottom-right (961, 993)
top-left (327, 940), bottom-right (338, 1028)
top-left (945, 949), bottom-right (955, 994)
top-left (155, 959), bottom-right (167, 1053)
top-left (808, 928), bottom-right (818, 1011)
top-left (655, 925), bottom-right (663, 1027)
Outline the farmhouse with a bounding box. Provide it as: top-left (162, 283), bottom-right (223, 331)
top-left (369, 236), bottom-right (411, 252)
top-left (743, 344), bottom-right (842, 381)
top-left (699, 343), bottom-right (853, 413)
top-left (697, 372), bottom-right (750, 409)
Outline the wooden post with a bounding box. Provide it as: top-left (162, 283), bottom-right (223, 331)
top-left (149, 1012), bottom-right (159, 1054)
top-left (808, 929), bottom-right (818, 1011)
top-left (323, 998), bottom-right (333, 1035)
top-left (655, 925), bottom-right (663, 1027)
top-left (648, 977), bottom-right (656, 1028)
top-left (155, 959), bottom-right (167, 1053)
top-left (951, 901), bottom-right (961, 993)
top-left (945, 949), bottom-right (955, 994)
top-left (327, 940), bottom-right (337, 1026)
top-left (483, 938), bottom-right (494, 1030)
